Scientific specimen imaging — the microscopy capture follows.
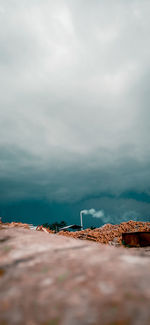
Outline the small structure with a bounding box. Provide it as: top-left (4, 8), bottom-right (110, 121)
top-left (59, 224), bottom-right (82, 232)
top-left (122, 232), bottom-right (150, 247)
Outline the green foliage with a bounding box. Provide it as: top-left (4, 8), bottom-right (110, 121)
top-left (42, 220), bottom-right (67, 232)
top-left (90, 226), bottom-right (96, 230)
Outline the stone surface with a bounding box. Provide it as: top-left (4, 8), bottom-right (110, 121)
top-left (0, 224), bottom-right (150, 324)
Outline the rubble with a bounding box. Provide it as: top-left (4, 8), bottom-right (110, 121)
top-left (36, 225), bottom-right (55, 234)
top-left (0, 221), bottom-right (30, 230)
top-left (1, 220), bottom-right (150, 246)
top-left (58, 220), bottom-right (150, 245)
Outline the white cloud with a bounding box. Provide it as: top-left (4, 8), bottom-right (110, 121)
top-left (81, 209), bottom-right (105, 219)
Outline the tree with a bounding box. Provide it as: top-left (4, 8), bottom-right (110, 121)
top-left (42, 220), bottom-right (67, 232)
top-left (90, 226), bottom-right (96, 230)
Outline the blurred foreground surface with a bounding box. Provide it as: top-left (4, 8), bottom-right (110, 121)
top-left (0, 223), bottom-right (150, 325)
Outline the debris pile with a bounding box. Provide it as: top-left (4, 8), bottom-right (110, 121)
top-left (36, 225), bottom-right (55, 234)
top-left (0, 221), bottom-right (30, 229)
top-left (1, 220), bottom-right (150, 246)
top-left (58, 221), bottom-right (150, 245)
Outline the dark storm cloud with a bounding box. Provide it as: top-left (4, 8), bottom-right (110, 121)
top-left (0, 0), bottom-right (150, 220)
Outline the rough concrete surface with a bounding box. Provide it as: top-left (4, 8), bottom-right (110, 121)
top-left (0, 225), bottom-right (150, 325)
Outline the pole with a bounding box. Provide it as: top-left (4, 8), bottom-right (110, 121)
top-left (80, 211), bottom-right (83, 230)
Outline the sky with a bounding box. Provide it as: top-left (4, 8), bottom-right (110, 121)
top-left (0, 0), bottom-right (150, 227)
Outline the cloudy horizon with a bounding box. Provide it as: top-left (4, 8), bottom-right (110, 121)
top-left (1, 0), bottom-right (150, 226)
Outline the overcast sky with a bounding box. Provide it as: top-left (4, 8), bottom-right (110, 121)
top-left (0, 0), bottom-right (150, 224)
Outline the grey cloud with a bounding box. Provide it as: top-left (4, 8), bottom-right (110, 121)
top-left (1, 144), bottom-right (150, 205)
top-left (0, 0), bottom-right (150, 220)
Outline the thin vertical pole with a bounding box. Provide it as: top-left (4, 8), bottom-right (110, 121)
top-left (80, 211), bottom-right (83, 230)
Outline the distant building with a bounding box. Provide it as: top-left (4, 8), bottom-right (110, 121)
top-left (59, 224), bottom-right (82, 232)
